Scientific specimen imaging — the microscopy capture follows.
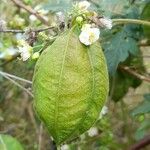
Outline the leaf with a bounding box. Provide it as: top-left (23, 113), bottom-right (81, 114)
top-left (131, 94), bottom-right (150, 116)
top-left (0, 134), bottom-right (24, 150)
top-left (134, 129), bottom-right (146, 141)
top-left (103, 30), bottom-right (139, 75)
top-left (134, 120), bottom-right (150, 140)
top-left (33, 27), bottom-right (109, 145)
top-left (141, 3), bottom-right (150, 39)
top-left (111, 54), bottom-right (144, 102)
top-left (94, 0), bottom-right (129, 17)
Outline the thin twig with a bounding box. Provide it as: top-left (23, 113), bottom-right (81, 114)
top-left (0, 71), bottom-right (32, 84)
top-left (0, 29), bottom-right (24, 33)
top-left (27, 102), bottom-right (38, 135)
top-left (11, 0), bottom-right (49, 26)
top-left (128, 134), bottom-right (150, 150)
top-left (0, 26), bottom-right (55, 33)
top-left (138, 42), bottom-right (150, 47)
top-left (38, 123), bottom-right (43, 150)
top-left (0, 72), bottom-right (33, 97)
top-left (119, 65), bottom-right (150, 83)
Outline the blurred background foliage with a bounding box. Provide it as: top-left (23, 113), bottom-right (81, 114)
top-left (0, 0), bottom-right (150, 150)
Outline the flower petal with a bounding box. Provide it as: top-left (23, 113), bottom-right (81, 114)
top-left (78, 1), bottom-right (90, 10)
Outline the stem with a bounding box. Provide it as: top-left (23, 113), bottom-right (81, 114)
top-left (0, 72), bottom-right (33, 97)
top-left (38, 123), bottom-right (43, 150)
top-left (57, 145), bottom-right (61, 150)
top-left (0, 71), bottom-right (32, 84)
top-left (128, 135), bottom-right (150, 150)
top-left (119, 65), bottom-right (150, 83)
top-left (0, 26), bottom-right (55, 33)
top-left (11, 0), bottom-right (49, 26)
top-left (112, 19), bottom-right (150, 27)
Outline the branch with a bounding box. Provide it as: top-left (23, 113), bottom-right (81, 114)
top-left (0, 71), bottom-right (33, 97)
top-left (128, 135), bottom-right (150, 150)
top-left (0, 71), bottom-right (32, 84)
top-left (119, 66), bottom-right (150, 83)
top-left (0, 26), bottom-right (55, 33)
top-left (11, 0), bottom-right (49, 26)
top-left (38, 123), bottom-right (43, 150)
top-left (112, 19), bottom-right (150, 27)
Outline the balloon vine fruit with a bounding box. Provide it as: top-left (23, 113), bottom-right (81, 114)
top-left (33, 27), bottom-right (109, 145)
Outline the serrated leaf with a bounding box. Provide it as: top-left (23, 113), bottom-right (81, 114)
top-left (33, 27), bottom-right (109, 144)
top-left (0, 134), bottom-right (24, 150)
top-left (103, 30), bottom-right (139, 75)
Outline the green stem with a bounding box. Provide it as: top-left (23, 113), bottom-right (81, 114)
top-left (112, 19), bottom-right (150, 27)
top-left (57, 145), bottom-right (61, 150)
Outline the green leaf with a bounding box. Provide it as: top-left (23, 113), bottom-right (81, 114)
top-left (94, 0), bottom-right (129, 17)
top-left (135, 129), bottom-right (146, 141)
top-left (134, 119), bottom-right (150, 140)
top-left (131, 94), bottom-right (150, 116)
top-left (33, 27), bottom-right (109, 145)
top-left (0, 134), bottom-right (24, 150)
top-left (141, 3), bottom-right (150, 39)
top-left (103, 30), bottom-right (139, 75)
top-left (111, 54), bottom-right (144, 102)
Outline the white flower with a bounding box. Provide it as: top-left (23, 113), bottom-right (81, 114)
top-left (29, 5), bottom-right (49, 22)
top-left (56, 11), bottom-right (65, 23)
top-left (17, 40), bottom-right (32, 61)
top-left (99, 17), bottom-right (112, 29)
top-left (61, 144), bottom-right (69, 150)
top-left (99, 106), bottom-right (108, 119)
top-left (78, 1), bottom-right (90, 10)
top-left (79, 24), bottom-right (100, 46)
top-left (0, 19), bottom-right (7, 30)
top-left (81, 24), bottom-right (92, 31)
top-left (19, 47), bottom-right (31, 61)
top-left (34, 5), bottom-right (49, 15)
top-left (88, 127), bottom-right (98, 137)
top-left (29, 15), bottom-right (37, 22)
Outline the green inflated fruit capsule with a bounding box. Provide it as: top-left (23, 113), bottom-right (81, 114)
top-left (33, 26), bottom-right (109, 145)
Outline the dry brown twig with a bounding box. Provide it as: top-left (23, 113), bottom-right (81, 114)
top-left (11, 0), bottom-right (49, 26)
top-left (120, 65), bottom-right (150, 83)
top-left (0, 71), bottom-right (32, 84)
top-left (0, 71), bottom-right (33, 97)
top-left (128, 134), bottom-right (150, 150)
top-left (0, 26), bottom-right (55, 33)
top-left (38, 123), bottom-right (43, 150)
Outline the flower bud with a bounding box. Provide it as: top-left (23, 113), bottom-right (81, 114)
top-left (32, 52), bottom-right (40, 60)
top-left (76, 16), bottom-right (83, 24)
